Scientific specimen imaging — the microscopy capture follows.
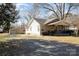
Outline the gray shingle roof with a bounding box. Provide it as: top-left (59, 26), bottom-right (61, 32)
top-left (34, 18), bottom-right (46, 25)
top-left (44, 15), bottom-right (79, 26)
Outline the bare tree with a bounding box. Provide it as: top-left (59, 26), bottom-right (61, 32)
top-left (40, 3), bottom-right (79, 36)
top-left (40, 3), bottom-right (79, 20)
top-left (25, 3), bottom-right (40, 22)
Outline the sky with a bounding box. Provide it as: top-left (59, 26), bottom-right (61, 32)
top-left (15, 3), bottom-right (32, 25)
top-left (16, 4), bottom-right (44, 25)
top-left (15, 3), bottom-right (79, 26)
top-left (15, 3), bottom-right (50, 26)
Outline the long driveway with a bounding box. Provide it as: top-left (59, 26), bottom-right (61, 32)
top-left (0, 35), bottom-right (79, 56)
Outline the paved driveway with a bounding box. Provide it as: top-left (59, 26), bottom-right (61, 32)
top-left (0, 39), bottom-right (79, 56)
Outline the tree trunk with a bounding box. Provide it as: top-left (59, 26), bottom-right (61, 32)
top-left (74, 29), bottom-right (78, 36)
top-left (3, 22), bottom-right (10, 33)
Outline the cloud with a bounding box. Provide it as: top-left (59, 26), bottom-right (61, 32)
top-left (16, 3), bottom-right (31, 18)
top-left (16, 3), bottom-right (32, 11)
top-left (15, 3), bottom-right (32, 24)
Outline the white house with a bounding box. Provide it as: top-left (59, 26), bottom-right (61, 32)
top-left (25, 18), bottom-right (46, 35)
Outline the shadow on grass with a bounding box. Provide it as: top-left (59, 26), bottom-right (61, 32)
top-left (0, 39), bottom-right (79, 56)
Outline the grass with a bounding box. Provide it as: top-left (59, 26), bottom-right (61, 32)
top-left (22, 35), bottom-right (79, 45)
top-left (0, 33), bottom-right (79, 45)
top-left (45, 36), bottom-right (79, 45)
top-left (0, 33), bottom-right (79, 56)
top-left (0, 33), bottom-right (9, 41)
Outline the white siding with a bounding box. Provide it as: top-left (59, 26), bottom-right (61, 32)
top-left (25, 19), bottom-right (41, 35)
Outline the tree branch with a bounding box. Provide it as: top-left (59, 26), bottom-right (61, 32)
top-left (65, 4), bottom-right (73, 20)
top-left (43, 6), bottom-right (59, 19)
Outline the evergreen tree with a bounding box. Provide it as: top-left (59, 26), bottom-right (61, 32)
top-left (0, 3), bottom-right (19, 32)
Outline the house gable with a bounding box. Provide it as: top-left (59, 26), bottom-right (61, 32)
top-left (25, 18), bottom-right (41, 35)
